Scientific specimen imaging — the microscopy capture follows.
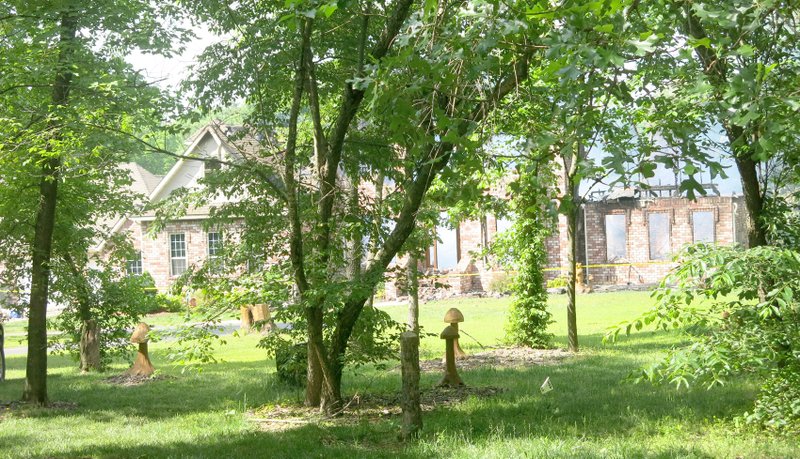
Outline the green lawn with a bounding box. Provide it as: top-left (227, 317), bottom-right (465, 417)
top-left (0, 291), bottom-right (797, 458)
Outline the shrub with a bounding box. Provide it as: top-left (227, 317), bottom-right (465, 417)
top-left (607, 244), bottom-right (800, 431)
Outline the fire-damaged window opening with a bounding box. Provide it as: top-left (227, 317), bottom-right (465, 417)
top-left (605, 214), bottom-right (627, 262)
top-left (648, 212), bottom-right (671, 260)
top-left (434, 218), bottom-right (460, 271)
top-left (692, 210), bottom-right (715, 243)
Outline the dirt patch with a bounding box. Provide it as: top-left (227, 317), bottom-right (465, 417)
top-left (104, 374), bottom-right (173, 386)
top-left (249, 385), bottom-right (504, 432)
top-left (419, 346), bottom-right (571, 372)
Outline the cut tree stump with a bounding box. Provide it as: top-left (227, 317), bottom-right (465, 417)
top-left (251, 304), bottom-right (277, 332)
top-left (126, 322), bottom-right (154, 377)
top-left (240, 306), bottom-right (253, 332)
top-left (400, 331), bottom-right (422, 440)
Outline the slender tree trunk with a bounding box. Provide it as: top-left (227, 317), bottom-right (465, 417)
top-left (565, 204), bottom-right (579, 353)
top-left (736, 157), bottom-right (766, 247)
top-left (79, 319), bottom-right (100, 373)
top-left (563, 144), bottom-right (583, 353)
top-left (304, 308), bottom-right (323, 407)
top-left (0, 322), bottom-right (5, 382)
top-left (407, 253), bottom-right (419, 333)
top-left (22, 9), bottom-right (78, 405)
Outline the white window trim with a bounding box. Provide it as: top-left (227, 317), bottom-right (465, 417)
top-left (169, 233), bottom-right (188, 277)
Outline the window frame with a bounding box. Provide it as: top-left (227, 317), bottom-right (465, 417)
top-left (126, 251), bottom-right (143, 276)
top-left (207, 231), bottom-right (224, 272)
top-left (169, 233), bottom-right (188, 277)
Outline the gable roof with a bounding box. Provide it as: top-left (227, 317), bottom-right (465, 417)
top-left (120, 162), bottom-right (164, 196)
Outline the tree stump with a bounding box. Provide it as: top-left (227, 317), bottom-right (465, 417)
top-left (240, 306), bottom-right (253, 332)
top-left (126, 322), bottom-right (154, 377)
top-left (438, 325), bottom-right (464, 387)
top-left (251, 304), bottom-right (277, 333)
top-left (79, 319), bottom-right (101, 372)
top-left (400, 331), bottom-right (422, 440)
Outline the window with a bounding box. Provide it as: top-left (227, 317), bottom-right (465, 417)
top-left (207, 232), bottom-right (223, 272)
top-left (170, 233), bottom-right (187, 276)
top-left (126, 251), bottom-right (143, 275)
top-left (435, 213), bottom-right (459, 270)
top-left (605, 214), bottom-right (627, 262)
top-left (692, 211), bottom-right (715, 243)
top-left (648, 213), bottom-right (671, 260)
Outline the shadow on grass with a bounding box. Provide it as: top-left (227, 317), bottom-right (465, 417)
top-left (0, 329), bottom-right (762, 459)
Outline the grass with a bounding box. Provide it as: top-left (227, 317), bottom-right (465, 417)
top-left (0, 291), bottom-right (797, 458)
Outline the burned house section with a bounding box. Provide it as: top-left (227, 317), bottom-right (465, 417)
top-left (550, 186), bottom-right (749, 286)
top-left (385, 186), bottom-right (749, 300)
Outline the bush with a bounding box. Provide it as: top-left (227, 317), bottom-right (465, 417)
top-left (546, 276), bottom-right (568, 289)
top-left (275, 342), bottom-right (307, 387)
top-left (487, 272), bottom-right (514, 294)
top-left (608, 244), bottom-right (800, 431)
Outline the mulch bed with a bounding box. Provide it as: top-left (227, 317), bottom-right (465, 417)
top-left (104, 374), bottom-right (173, 387)
top-left (419, 346), bottom-right (572, 372)
top-left (249, 385), bottom-right (504, 432)
top-left (250, 347), bottom-right (569, 432)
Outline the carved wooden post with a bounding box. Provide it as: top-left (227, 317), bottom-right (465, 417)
top-left (127, 323), bottom-right (154, 377)
top-left (400, 331), bottom-right (422, 440)
top-left (443, 308), bottom-right (466, 360)
top-left (439, 325), bottom-right (464, 387)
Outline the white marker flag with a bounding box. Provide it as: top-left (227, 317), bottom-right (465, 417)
top-left (540, 376), bottom-right (553, 394)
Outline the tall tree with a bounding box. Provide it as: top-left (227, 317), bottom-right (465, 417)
top-left (0, 1), bottom-right (187, 403)
top-left (638, 1), bottom-right (800, 247)
top-left (184, 0), bottom-right (542, 412)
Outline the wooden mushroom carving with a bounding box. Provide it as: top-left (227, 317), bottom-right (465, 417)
top-left (438, 325), bottom-right (464, 387)
top-left (127, 322), bottom-right (155, 377)
top-left (443, 307), bottom-right (467, 359)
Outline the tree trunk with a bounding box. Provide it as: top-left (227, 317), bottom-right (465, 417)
top-left (0, 322), bottom-right (5, 382)
top-left (565, 204), bottom-right (579, 353)
top-left (22, 10), bottom-right (78, 405)
top-left (407, 254), bottom-right (419, 333)
top-left (400, 331), bottom-right (422, 440)
top-left (304, 309), bottom-right (323, 407)
top-left (732, 146), bottom-right (767, 247)
top-left (79, 319), bottom-right (100, 373)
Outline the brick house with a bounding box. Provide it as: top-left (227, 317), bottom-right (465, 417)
top-left (97, 122), bottom-right (255, 292)
top-left (103, 121), bottom-right (749, 296)
top-left (384, 186), bottom-right (749, 299)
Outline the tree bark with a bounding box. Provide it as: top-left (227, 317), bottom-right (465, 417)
top-left (0, 322), bottom-right (5, 382)
top-left (23, 11), bottom-right (78, 405)
top-left (79, 319), bottom-right (100, 373)
top-left (399, 331), bottom-right (422, 440)
top-left (407, 254), bottom-right (419, 333)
